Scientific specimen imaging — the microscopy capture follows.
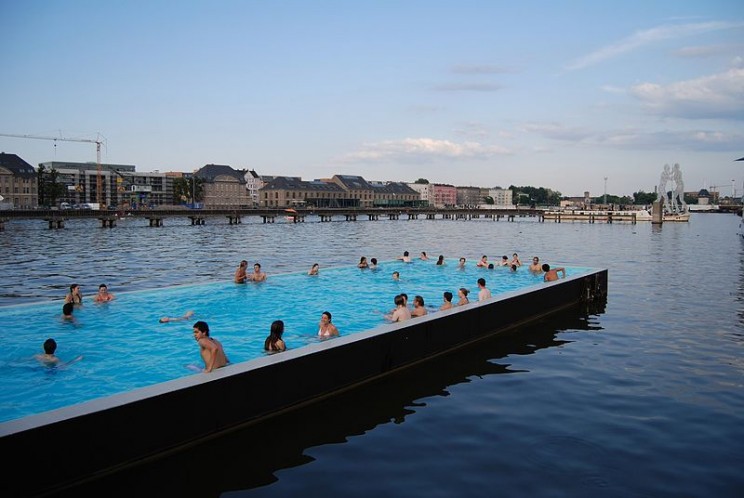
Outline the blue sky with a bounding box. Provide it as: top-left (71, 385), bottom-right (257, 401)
top-left (1, 0), bottom-right (742, 197)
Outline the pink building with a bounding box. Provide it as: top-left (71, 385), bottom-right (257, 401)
top-left (432, 183), bottom-right (457, 208)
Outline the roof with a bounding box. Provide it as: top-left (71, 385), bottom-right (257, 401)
top-left (370, 181), bottom-right (418, 195)
top-left (0, 153), bottom-right (36, 177)
top-left (262, 176), bottom-right (345, 193)
top-left (332, 175), bottom-right (373, 190)
top-left (196, 164), bottom-right (245, 183)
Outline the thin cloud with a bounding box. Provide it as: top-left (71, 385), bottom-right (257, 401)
top-left (629, 67), bottom-right (744, 120)
top-left (521, 122), bottom-right (594, 142)
top-left (565, 21), bottom-right (744, 70)
top-left (431, 83), bottom-right (504, 92)
top-left (341, 138), bottom-right (511, 163)
top-left (450, 64), bottom-right (515, 74)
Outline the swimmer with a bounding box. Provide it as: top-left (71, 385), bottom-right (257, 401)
top-left (529, 257), bottom-right (543, 272)
top-left (440, 291), bottom-right (454, 310)
top-left (392, 271), bottom-right (400, 281)
top-left (511, 253), bottom-right (522, 267)
top-left (387, 294), bottom-right (411, 322)
top-left (477, 278), bottom-right (492, 301)
top-left (159, 311), bottom-right (195, 323)
top-left (369, 258), bottom-right (378, 269)
top-left (476, 255), bottom-right (488, 268)
top-left (436, 255), bottom-right (445, 265)
top-left (64, 283), bottom-right (83, 306)
top-left (398, 251), bottom-right (411, 263)
top-left (93, 283), bottom-right (115, 303)
top-left (358, 256), bottom-right (369, 268)
top-left (193, 321), bottom-right (228, 372)
top-left (264, 320), bottom-right (286, 352)
top-left (542, 264), bottom-right (566, 282)
top-left (34, 338), bottom-right (83, 367)
top-left (499, 255), bottom-right (510, 267)
top-left (420, 251), bottom-right (429, 260)
top-left (308, 263), bottom-right (320, 275)
top-left (412, 295), bottom-right (427, 317)
top-left (458, 257), bottom-right (466, 269)
top-left (318, 311), bottom-right (340, 338)
top-left (457, 288), bottom-right (470, 306)
top-left (62, 302), bottom-right (75, 321)
top-left (250, 262), bottom-right (267, 282)
top-left (235, 260), bottom-right (248, 283)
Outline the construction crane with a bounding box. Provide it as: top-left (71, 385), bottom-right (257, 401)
top-left (0, 132), bottom-right (105, 205)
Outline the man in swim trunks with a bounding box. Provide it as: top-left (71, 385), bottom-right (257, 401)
top-left (250, 263), bottom-right (267, 282)
top-left (193, 321), bottom-right (228, 373)
top-left (542, 264), bottom-right (566, 282)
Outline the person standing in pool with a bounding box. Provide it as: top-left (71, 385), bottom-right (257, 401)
top-left (264, 320), bottom-right (287, 352)
top-left (542, 264), bottom-right (566, 282)
top-left (388, 294), bottom-right (411, 322)
top-left (412, 295), bottom-right (427, 317)
top-left (62, 302), bottom-right (75, 321)
top-left (358, 256), bottom-right (369, 268)
top-left (93, 283), bottom-right (115, 302)
top-left (250, 263), bottom-right (267, 282)
top-left (457, 288), bottom-right (470, 306)
top-left (318, 311), bottom-right (339, 338)
top-left (193, 321), bottom-right (228, 372)
top-left (440, 291), bottom-right (454, 310)
top-left (308, 263), bottom-right (320, 275)
top-left (477, 278), bottom-right (492, 301)
top-left (64, 283), bottom-right (83, 306)
top-left (235, 260), bottom-right (248, 283)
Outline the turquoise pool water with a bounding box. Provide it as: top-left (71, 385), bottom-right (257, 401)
top-left (0, 259), bottom-right (586, 423)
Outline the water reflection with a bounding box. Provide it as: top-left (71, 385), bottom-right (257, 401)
top-left (57, 299), bottom-right (606, 498)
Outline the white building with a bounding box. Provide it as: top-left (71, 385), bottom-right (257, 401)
top-left (407, 183), bottom-right (433, 206)
top-left (488, 187), bottom-right (513, 207)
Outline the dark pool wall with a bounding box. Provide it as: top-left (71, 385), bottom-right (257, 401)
top-left (0, 269), bottom-right (607, 497)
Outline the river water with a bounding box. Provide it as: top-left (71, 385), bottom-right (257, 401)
top-left (1, 213), bottom-right (742, 497)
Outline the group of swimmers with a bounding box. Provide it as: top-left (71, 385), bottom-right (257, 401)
top-left (234, 261), bottom-right (267, 283)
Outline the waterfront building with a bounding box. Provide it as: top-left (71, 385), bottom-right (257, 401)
top-left (369, 180), bottom-right (421, 207)
top-left (432, 183), bottom-right (457, 208)
top-left (407, 183), bottom-right (432, 206)
top-left (240, 169), bottom-right (263, 207)
top-left (0, 153), bottom-right (37, 209)
top-left (38, 160), bottom-right (173, 208)
top-left (259, 176), bottom-right (348, 208)
top-left (456, 186), bottom-right (482, 207)
top-left (329, 175), bottom-right (375, 208)
top-left (195, 164), bottom-right (251, 208)
top-left (488, 187), bottom-right (514, 207)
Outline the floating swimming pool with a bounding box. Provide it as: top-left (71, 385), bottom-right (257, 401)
top-left (0, 259), bottom-right (589, 424)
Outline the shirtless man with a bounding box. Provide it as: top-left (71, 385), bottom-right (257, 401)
top-left (250, 263), bottom-right (267, 282)
top-left (499, 255), bottom-right (510, 267)
top-left (542, 264), bottom-right (566, 282)
top-left (458, 257), bottom-right (466, 269)
top-left (440, 291), bottom-right (454, 310)
top-left (398, 251), bottom-right (412, 263)
top-left (476, 255), bottom-right (489, 268)
top-left (477, 278), bottom-right (492, 301)
top-left (412, 295), bottom-right (428, 317)
top-left (529, 256), bottom-right (542, 272)
top-left (388, 294), bottom-right (411, 322)
top-left (93, 283), bottom-right (115, 303)
top-left (234, 260), bottom-right (248, 283)
top-left (34, 338), bottom-right (83, 367)
top-left (192, 321), bottom-right (228, 373)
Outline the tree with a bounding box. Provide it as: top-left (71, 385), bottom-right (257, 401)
top-left (37, 165), bottom-right (66, 207)
top-left (414, 178), bottom-right (429, 184)
top-left (37, 164), bottom-right (47, 207)
top-left (173, 176), bottom-right (204, 204)
top-left (483, 196), bottom-right (494, 205)
top-left (632, 190), bottom-right (657, 205)
top-left (508, 185), bottom-right (562, 206)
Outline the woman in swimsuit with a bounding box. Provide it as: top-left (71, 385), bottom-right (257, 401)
top-left (318, 311), bottom-right (339, 338)
top-left (264, 320), bottom-right (286, 352)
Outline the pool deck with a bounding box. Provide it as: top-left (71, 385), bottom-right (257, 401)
top-left (0, 268), bottom-right (607, 497)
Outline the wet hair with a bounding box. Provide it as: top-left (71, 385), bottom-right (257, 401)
top-left (436, 255), bottom-right (444, 265)
top-left (400, 293), bottom-right (408, 301)
top-left (394, 294), bottom-right (405, 306)
top-left (193, 321), bottom-right (210, 335)
top-left (312, 263), bottom-right (319, 269)
top-left (421, 251), bottom-right (427, 257)
top-left (459, 288), bottom-right (469, 296)
top-left (240, 260), bottom-right (248, 267)
top-left (359, 256), bottom-right (367, 264)
top-left (488, 263), bottom-right (494, 269)
top-left (443, 291), bottom-right (453, 302)
top-left (322, 311), bottom-right (332, 322)
top-left (542, 264), bottom-right (550, 272)
top-left (511, 264), bottom-right (517, 271)
top-left (265, 320), bottom-right (285, 351)
top-left (477, 278), bottom-right (486, 287)
top-left (254, 262), bottom-right (261, 269)
top-left (43, 338), bottom-right (57, 354)
top-left (403, 251), bottom-right (409, 256)
top-left (70, 283), bottom-right (79, 292)
top-left (502, 255), bottom-right (509, 260)
top-left (392, 271), bottom-right (400, 277)
top-left (98, 284), bottom-right (107, 290)
top-left (370, 258), bottom-right (377, 265)
top-left (414, 295), bottom-right (424, 306)
top-left (62, 302), bottom-right (74, 316)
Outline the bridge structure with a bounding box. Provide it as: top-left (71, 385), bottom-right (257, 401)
top-left (0, 206), bottom-right (545, 229)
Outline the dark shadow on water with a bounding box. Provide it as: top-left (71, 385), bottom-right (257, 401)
top-left (55, 299), bottom-right (606, 498)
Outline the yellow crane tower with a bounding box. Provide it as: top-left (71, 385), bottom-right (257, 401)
top-left (0, 132), bottom-right (105, 206)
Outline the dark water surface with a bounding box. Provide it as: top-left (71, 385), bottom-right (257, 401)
top-left (2, 214), bottom-right (742, 497)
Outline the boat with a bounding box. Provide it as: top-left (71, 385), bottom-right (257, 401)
top-left (663, 211), bottom-right (691, 222)
top-left (543, 209), bottom-right (652, 222)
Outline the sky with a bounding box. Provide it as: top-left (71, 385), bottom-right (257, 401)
top-left (1, 0), bottom-right (743, 198)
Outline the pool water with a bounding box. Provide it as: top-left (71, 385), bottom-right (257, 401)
top-left (0, 259), bottom-right (587, 423)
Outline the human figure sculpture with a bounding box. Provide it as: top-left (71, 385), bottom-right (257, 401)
top-left (657, 163), bottom-right (671, 208)
top-left (671, 163), bottom-right (686, 212)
